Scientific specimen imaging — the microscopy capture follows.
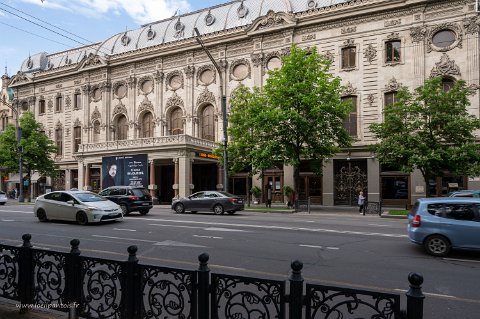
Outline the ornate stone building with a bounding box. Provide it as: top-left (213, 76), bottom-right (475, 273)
top-left (8, 0), bottom-right (480, 205)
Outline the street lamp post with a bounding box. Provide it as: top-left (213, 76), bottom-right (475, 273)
top-left (2, 88), bottom-right (24, 202)
top-left (194, 27), bottom-right (229, 192)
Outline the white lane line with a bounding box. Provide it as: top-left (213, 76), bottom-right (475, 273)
top-left (443, 258), bottom-right (480, 263)
top-left (204, 227), bottom-right (248, 232)
top-left (131, 217), bottom-right (407, 238)
top-left (368, 224), bottom-right (391, 227)
top-left (92, 235), bottom-right (158, 243)
top-left (149, 224), bottom-right (249, 232)
top-left (394, 289), bottom-right (457, 299)
top-left (300, 244), bottom-right (340, 250)
top-left (0, 210), bottom-right (31, 213)
top-left (153, 240), bottom-right (207, 248)
top-left (113, 228), bottom-right (137, 232)
top-left (1, 219), bottom-right (15, 222)
top-left (149, 223), bottom-right (202, 229)
top-left (193, 235), bottom-right (223, 239)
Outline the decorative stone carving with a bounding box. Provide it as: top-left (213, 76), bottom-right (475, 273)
top-left (341, 26), bottom-right (357, 34)
top-left (364, 44), bottom-right (377, 64)
top-left (323, 50), bottom-right (334, 63)
top-left (184, 65), bottom-right (195, 79)
top-left (246, 10), bottom-right (297, 35)
top-left (173, 17), bottom-right (185, 39)
top-left (112, 80), bottom-right (128, 99)
top-left (137, 75), bottom-right (154, 95)
top-left (237, 1), bottom-right (249, 19)
top-left (410, 26), bottom-right (427, 43)
top-left (366, 94), bottom-right (375, 106)
top-left (218, 60), bottom-right (228, 71)
top-left (387, 32), bottom-right (400, 40)
top-left (343, 39), bottom-right (355, 46)
top-left (55, 120), bottom-right (62, 130)
top-left (81, 85), bottom-right (90, 94)
top-left (342, 82), bottom-right (357, 96)
top-left (197, 87), bottom-right (216, 106)
top-left (430, 53), bottom-right (461, 77)
top-left (113, 101), bottom-right (128, 116)
top-left (48, 100), bottom-right (53, 111)
top-left (166, 92), bottom-right (185, 111)
top-left (154, 70), bottom-right (164, 82)
top-left (83, 53), bottom-right (102, 67)
top-left (463, 16), bottom-right (480, 35)
top-left (91, 106), bottom-right (101, 122)
top-left (128, 76), bottom-right (136, 89)
top-left (385, 77), bottom-right (403, 92)
top-left (251, 53), bottom-right (263, 67)
top-left (65, 96), bottom-right (71, 109)
top-left (73, 118), bottom-right (82, 127)
top-left (426, 23), bottom-right (462, 53)
top-left (128, 120), bottom-right (138, 128)
top-left (166, 70), bottom-right (184, 91)
top-left (74, 88), bottom-right (81, 95)
top-left (138, 97), bottom-right (154, 115)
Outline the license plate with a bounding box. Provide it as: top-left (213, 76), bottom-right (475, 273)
top-left (109, 213), bottom-right (118, 216)
top-left (142, 203), bottom-right (149, 205)
top-left (237, 200), bottom-right (243, 204)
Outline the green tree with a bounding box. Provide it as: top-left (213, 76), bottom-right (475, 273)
top-left (0, 112), bottom-right (57, 198)
top-left (370, 77), bottom-right (480, 196)
top-left (223, 45), bottom-right (352, 198)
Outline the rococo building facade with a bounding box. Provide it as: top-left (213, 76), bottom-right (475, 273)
top-left (7, 0), bottom-right (480, 206)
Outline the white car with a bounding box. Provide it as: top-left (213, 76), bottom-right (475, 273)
top-left (0, 191), bottom-right (7, 205)
top-left (34, 190), bottom-right (123, 225)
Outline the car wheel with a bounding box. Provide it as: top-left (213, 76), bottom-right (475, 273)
top-left (76, 211), bottom-right (88, 225)
top-left (37, 209), bottom-right (48, 222)
top-left (0, 202), bottom-right (5, 205)
top-left (213, 204), bottom-right (224, 215)
top-left (120, 205), bottom-right (128, 216)
top-left (227, 211), bottom-right (236, 215)
top-left (175, 203), bottom-right (185, 214)
top-left (139, 209), bottom-right (150, 215)
top-left (424, 235), bottom-right (451, 257)
top-left (191, 211), bottom-right (198, 214)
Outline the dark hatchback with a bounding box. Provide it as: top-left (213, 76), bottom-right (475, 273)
top-left (99, 186), bottom-right (153, 215)
top-left (171, 191), bottom-right (244, 215)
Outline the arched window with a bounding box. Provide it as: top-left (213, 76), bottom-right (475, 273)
top-left (170, 108), bottom-right (183, 135)
top-left (73, 125), bottom-right (81, 152)
top-left (116, 115), bottom-right (128, 140)
top-left (141, 112), bottom-right (153, 138)
top-left (442, 78), bottom-right (455, 92)
top-left (93, 121), bottom-right (100, 143)
top-left (201, 105), bottom-right (215, 141)
top-left (341, 96), bottom-right (358, 137)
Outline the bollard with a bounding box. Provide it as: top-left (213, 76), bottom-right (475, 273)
top-left (19, 234), bottom-right (33, 314)
top-left (289, 260), bottom-right (304, 319)
top-left (124, 245), bottom-right (140, 319)
top-left (68, 239), bottom-right (81, 319)
top-left (197, 253), bottom-right (210, 319)
top-left (406, 272), bottom-right (425, 319)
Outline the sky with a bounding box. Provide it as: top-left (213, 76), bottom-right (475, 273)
top-left (0, 0), bottom-right (227, 75)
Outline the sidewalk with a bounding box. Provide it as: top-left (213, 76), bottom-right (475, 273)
top-left (0, 299), bottom-right (64, 319)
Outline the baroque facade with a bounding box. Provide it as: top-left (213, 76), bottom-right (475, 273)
top-left (8, 0), bottom-right (480, 206)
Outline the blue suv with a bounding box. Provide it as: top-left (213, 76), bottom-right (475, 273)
top-left (408, 197), bottom-right (480, 256)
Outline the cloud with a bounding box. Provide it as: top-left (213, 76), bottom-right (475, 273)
top-left (19, 0), bottom-right (192, 25)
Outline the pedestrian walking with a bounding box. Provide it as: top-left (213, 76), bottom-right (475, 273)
top-left (358, 191), bottom-right (366, 215)
top-left (13, 188), bottom-right (17, 199)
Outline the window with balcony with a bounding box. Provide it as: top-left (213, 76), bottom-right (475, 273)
top-left (201, 105), bottom-right (215, 141)
top-left (170, 108), bottom-right (183, 135)
top-left (116, 115), bottom-right (128, 140)
top-left (93, 121), bottom-right (100, 143)
top-left (141, 112), bottom-right (153, 138)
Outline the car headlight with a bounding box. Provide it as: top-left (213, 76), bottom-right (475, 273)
top-left (85, 206), bottom-right (98, 211)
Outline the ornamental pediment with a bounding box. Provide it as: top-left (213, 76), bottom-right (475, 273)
top-left (9, 71), bottom-right (31, 86)
top-left (246, 10), bottom-right (297, 35)
top-left (78, 53), bottom-right (107, 70)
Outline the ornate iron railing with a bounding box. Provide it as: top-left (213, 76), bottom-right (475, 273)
top-left (0, 234), bottom-right (425, 319)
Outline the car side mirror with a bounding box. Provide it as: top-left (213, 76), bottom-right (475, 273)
top-left (67, 200), bottom-right (75, 206)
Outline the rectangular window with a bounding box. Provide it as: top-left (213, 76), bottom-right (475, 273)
top-left (341, 47), bottom-right (356, 69)
top-left (73, 126), bottom-right (81, 153)
top-left (55, 128), bottom-right (63, 156)
top-left (55, 96), bottom-right (62, 112)
top-left (39, 100), bottom-right (46, 114)
top-left (74, 93), bottom-right (81, 109)
top-left (385, 40), bottom-right (401, 63)
top-left (341, 96), bottom-right (358, 136)
top-left (384, 92), bottom-right (397, 107)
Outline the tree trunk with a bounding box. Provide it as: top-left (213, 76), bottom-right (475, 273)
top-left (293, 166), bottom-right (300, 207)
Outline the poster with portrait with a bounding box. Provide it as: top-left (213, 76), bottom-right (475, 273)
top-left (102, 154), bottom-right (148, 188)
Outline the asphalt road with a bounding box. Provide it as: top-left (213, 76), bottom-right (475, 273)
top-left (0, 204), bottom-right (479, 318)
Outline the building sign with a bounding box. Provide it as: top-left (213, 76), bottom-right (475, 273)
top-left (102, 154), bottom-right (148, 188)
top-left (197, 152), bottom-right (219, 160)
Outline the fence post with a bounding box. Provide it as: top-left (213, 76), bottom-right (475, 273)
top-left (197, 253), bottom-right (210, 319)
top-left (289, 260), bottom-right (304, 319)
top-left (124, 246), bottom-right (141, 319)
top-left (67, 239), bottom-right (81, 319)
top-left (18, 234), bottom-right (33, 314)
top-left (406, 272), bottom-right (424, 319)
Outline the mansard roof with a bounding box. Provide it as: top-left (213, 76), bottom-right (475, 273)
top-left (19, 0), bottom-right (351, 74)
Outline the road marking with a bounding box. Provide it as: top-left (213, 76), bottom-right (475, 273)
top-left (149, 223), bottom-right (202, 229)
top-left (1, 219), bottom-right (15, 222)
top-left (193, 235), bottom-right (223, 239)
top-left (300, 244), bottom-right (340, 250)
top-left (368, 224), bottom-right (391, 227)
top-left (204, 227), bottom-right (247, 232)
top-left (149, 223), bottom-right (249, 232)
top-left (153, 240), bottom-right (206, 248)
top-left (113, 228), bottom-right (137, 232)
top-left (394, 289), bottom-right (457, 299)
top-left (131, 217), bottom-right (407, 238)
top-left (92, 235), bottom-right (158, 243)
top-left (0, 210), bottom-right (30, 213)
top-left (443, 257), bottom-right (480, 263)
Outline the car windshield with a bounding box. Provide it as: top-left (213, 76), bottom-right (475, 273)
top-left (75, 192), bottom-right (108, 202)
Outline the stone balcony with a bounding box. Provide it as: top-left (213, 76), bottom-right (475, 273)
top-left (77, 134), bottom-right (218, 155)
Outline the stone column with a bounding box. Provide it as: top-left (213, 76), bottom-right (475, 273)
top-left (178, 153), bottom-right (191, 198)
top-left (65, 169), bottom-right (72, 191)
top-left (78, 161), bottom-right (85, 190)
top-left (184, 65), bottom-right (195, 136)
top-left (217, 165), bottom-right (223, 191)
top-left (83, 163), bottom-right (91, 191)
top-left (322, 160), bottom-right (334, 206)
top-left (154, 71), bottom-right (164, 137)
top-left (367, 158), bottom-right (380, 202)
top-left (409, 26), bottom-right (426, 87)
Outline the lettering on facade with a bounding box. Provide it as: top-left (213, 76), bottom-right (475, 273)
top-left (56, 84), bottom-right (63, 89)
top-left (74, 80), bottom-right (82, 85)
top-left (197, 152), bottom-right (219, 160)
top-left (301, 34), bottom-right (316, 41)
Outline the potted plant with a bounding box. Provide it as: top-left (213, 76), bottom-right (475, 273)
top-left (251, 185), bottom-right (261, 204)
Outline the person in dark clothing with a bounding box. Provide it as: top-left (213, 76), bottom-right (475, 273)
top-left (102, 163), bottom-right (117, 188)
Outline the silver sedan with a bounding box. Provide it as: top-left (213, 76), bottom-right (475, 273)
top-left (34, 190), bottom-right (123, 225)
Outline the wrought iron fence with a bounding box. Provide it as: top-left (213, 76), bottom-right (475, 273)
top-left (0, 234), bottom-right (425, 319)
top-left (363, 201), bottom-right (383, 216)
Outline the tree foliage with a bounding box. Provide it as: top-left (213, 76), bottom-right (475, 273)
top-left (0, 112), bottom-right (58, 187)
top-left (223, 45), bottom-right (352, 195)
top-left (370, 77), bottom-right (480, 196)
